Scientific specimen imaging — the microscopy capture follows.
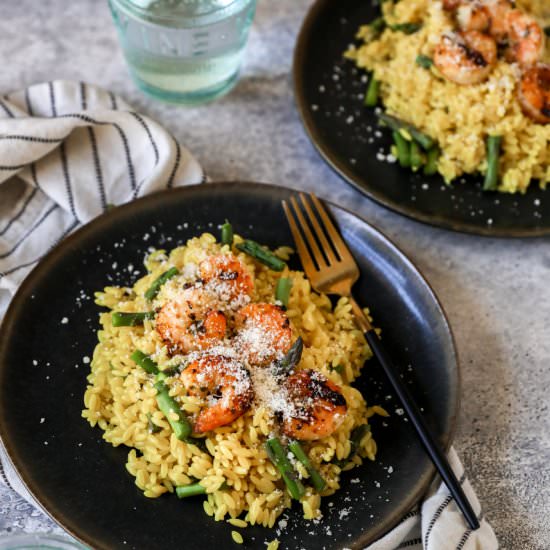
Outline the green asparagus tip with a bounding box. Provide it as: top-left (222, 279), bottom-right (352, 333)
top-left (221, 220), bottom-right (234, 246)
top-left (275, 336), bottom-right (304, 375)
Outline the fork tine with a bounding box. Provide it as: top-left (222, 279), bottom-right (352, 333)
top-left (282, 200), bottom-right (316, 274)
top-left (299, 193), bottom-right (338, 265)
top-left (289, 195), bottom-right (328, 269)
top-left (309, 194), bottom-right (354, 262)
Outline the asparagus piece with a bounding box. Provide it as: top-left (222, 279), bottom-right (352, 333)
top-left (111, 311), bottom-right (155, 327)
top-left (265, 438), bottom-right (305, 500)
top-left (335, 424), bottom-right (370, 467)
top-left (410, 141), bottom-right (424, 171)
top-left (378, 113), bottom-right (435, 150)
top-left (221, 220), bottom-right (234, 246)
top-left (236, 240), bottom-right (286, 271)
top-left (369, 16), bottom-right (386, 34)
top-left (288, 440), bottom-right (326, 492)
top-left (146, 412), bottom-right (162, 434)
top-left (483, 135), bottom-right (502, 192)
top-left (274, 337), bottom-right (303, 375)
top-left (131, 349), bottom-right (159, 375)
top-left (392, 131), bottom-right (411, 168)
top-left (144, 267), bottom-right (179, 301)
top-left (415, 54), bottom-right (433, 69)
top-left (175, 483), bottom-right (207, 498)
top-left (389, 22), bottom-right (422, 34)
top-left (423, 147), bottom-right (440, 176)
top-left (154, 377), bottom-right (192, 441)
top-left (364, 76), bottom-right (380, 107)
top-left (329, 364), bottom-right (344, 375)
top-left (131, 351), bottom-right (193, 440)
top-left (275, 277), bottom-right (293, 308)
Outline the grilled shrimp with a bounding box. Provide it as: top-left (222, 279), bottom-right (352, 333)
top-left (234, 303), bottom-right (292, 366)
top-left (180, 355), bottom-right (253, 433)
top-left (156, 254), bottom-right (252, 353)
top-left (156, 291), bottom-right (227, 354)
top-left (443, 0), bottom-right (512, 36)
top-left (281, 369), bottom-right (347, 441)
top-left (442, 0), bottom-right (462, 10)
top-left (505, 10), bottom-right (545, 66)
top-left (484, 0), bottom-right (515, 42)
top-left (199, 254), bottom-right (253, 304)
top-left (455, 1), bottom-right (491, 32)
top-left (434, 30), bottom-right (497, 85)
top-left (518, 63), bottom-right (550, 123)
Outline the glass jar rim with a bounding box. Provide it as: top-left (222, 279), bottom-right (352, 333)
top-left (110, 0), bottom-right (247, 23)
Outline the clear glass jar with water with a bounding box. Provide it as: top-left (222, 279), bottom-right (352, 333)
top-left (108, 0), bottom-right (257, 104)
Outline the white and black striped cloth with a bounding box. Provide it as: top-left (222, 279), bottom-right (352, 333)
top-left (0, 80), bottom-right (203, 318)
top-left (368, 448), bottom-right (498, 549)
top-left (0, 81), bottom-right (497, 549)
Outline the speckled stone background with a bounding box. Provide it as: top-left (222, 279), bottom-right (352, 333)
top-left (0, 1), bottom-right (549, 549)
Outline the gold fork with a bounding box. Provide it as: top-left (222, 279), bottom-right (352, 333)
top-left (282, 192), bottom-right (479, 531)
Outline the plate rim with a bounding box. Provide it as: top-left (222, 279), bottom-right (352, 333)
top-left (0, 181), bottom-right (461, 548)
top-left (292, 0), bottom-right (550, 238)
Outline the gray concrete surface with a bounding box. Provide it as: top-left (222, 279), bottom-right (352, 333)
top-left (0, 1), bottom-right (549, 548)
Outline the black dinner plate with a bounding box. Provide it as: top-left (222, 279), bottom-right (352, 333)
top-left (293, 0), bottom-right (550, 237)
top-left (0, 182), bottom-right (459, 549)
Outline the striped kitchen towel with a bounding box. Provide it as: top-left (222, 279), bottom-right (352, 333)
top-left (0, 80), bottom-right (203, 318)
top-left (367, 448), bottom-right (498, 550)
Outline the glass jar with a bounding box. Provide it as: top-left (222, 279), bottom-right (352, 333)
top-left (108, 0), bottom-right (257, 104)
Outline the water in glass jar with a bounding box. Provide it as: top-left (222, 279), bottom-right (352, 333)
top-left (109, 0), bottom-right (257, 104)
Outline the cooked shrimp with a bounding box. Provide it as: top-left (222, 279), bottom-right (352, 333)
top-left (442, 0), bottom-right (462, 10)
top-left (282, 369), bottom-right (347, 441)
top-left (180, 355), bottom-right (252, 433)
top-left (199, 254), bottom-right (253, 304)
top-left (456, 1), bottom-right (490, 32)
top-left (443, 0), bottom-right (512, 36)
top-left (505, 10), bottom-right (545, 66)
top-left (518, 63), bottom-right (550, 123)
top-left (434, 30), bottom-right (497, 85)
top-left (234, 303), bottom-right (292, 366)
top-left (156, 287), bottom-right (227, 353)
top-left (484, 0), bottom-right (514, 42)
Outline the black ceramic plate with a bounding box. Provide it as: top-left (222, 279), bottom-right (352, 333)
top-left (0, 182), bottom-right (458, 549)
top-left (294, 0), bottom-right (550, 237)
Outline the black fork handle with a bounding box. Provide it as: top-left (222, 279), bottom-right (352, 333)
top-left (351, 297), bottom-right (479, 530)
